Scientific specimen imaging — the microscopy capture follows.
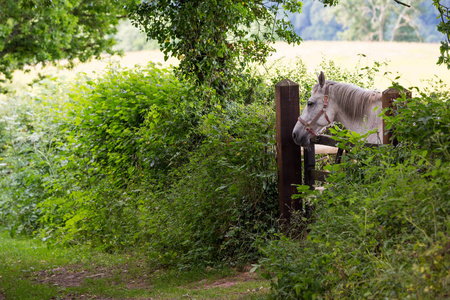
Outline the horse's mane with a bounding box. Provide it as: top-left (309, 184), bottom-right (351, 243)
top-left (314, 80), bottom-right (381, 121)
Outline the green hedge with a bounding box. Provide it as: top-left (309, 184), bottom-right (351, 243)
top-left (0, 61), bottom-right (289, 265)
top-left (146, 102), bottom-right (279, 267)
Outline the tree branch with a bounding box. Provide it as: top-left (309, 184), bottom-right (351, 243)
top-left (393, 0), bottom-right (410, 8)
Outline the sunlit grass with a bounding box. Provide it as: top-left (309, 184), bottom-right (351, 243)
top-left (4, 41), bottom-right (448, 97)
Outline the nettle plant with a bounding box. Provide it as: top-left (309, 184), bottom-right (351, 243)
top-left (0, 77), bottom-right (72, 236)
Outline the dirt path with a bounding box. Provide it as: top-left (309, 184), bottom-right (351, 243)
top-left (30, 264), bottom-right (269, 299)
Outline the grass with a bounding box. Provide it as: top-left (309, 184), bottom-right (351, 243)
top-left (0, 230), bottom-right (270, 299)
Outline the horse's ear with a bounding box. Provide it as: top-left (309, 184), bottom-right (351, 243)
top-left (318, 71), bottom-right (326, 88)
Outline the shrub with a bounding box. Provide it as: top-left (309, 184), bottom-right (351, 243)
top-left (32, 62), bottom-right (283, 259)
top-left (69, 63), bottom-right (203, 184)
top-left (0, 79), bottom-right (72, 236)
top-left (144, 102), bottom-right (279, 267)
top-left (36, 63), bottom-right (205, 248)
top-left (1, 60), bottom-right (281, 261)
top-left (260, 82), bottom-right (450, 299)
top-left (389, 81), bottom-right (450, 162)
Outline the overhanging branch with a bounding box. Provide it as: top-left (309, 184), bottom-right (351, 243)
top-left (393, 0), bottom-right (410, 7)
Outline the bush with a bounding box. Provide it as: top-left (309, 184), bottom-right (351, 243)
top-left (145, 102), bottom-right (279, 267)
top-left (260, 82), bottom-right (450, 299)
top-left (0, 79), bottom-right (72, 236)
top-left (389, 80), bottom-right (450, 162)
top-left (0, 62), bottom-right (285, 264)
top-left (36, 63), bottom-right (206, 249)
top-left (70, 63), bottom-right (202, 184)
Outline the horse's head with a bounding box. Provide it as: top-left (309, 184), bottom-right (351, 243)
top-left (292, 71), bottom-right (335, 147)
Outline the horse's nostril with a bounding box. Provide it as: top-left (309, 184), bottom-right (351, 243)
top-left (292, 131), bottom-right (297, 140)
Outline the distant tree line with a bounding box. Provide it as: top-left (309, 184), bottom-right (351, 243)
top-left (114, 0), bottom-right (444, 54)
top-left (288, 0), bottom-right (444, 42)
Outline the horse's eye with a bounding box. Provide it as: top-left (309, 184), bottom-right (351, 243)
top-left (307, 101), bottom-right (314, 107)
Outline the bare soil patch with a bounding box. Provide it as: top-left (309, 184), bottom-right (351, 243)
top-left (33, 263), bottom-right (151, 289)
top-left (201, 270), bottom-right (259, 290)
top-left (31, 264), bottom-right (269, 299)
top-left (35, 265), bottom-right (110, 287)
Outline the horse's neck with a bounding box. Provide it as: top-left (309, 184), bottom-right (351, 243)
top-left (335, 102), bottom-right (383, 144)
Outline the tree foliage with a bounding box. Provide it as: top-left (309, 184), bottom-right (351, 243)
top-left (0, 0), bottom-right (135, 85)
top-left (331, 0), bottom-right (421, 42)
top-left (129, 1), bottom-right (303, 91)
top-left (283, 0), bottom-right (444, 42)
top-left (434, 0), bottom-right (450, 68)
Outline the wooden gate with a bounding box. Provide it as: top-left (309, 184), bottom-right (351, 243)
top-left (275, 79), bottom-right (410, 224)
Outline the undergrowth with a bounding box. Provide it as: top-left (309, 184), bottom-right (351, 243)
top-left (260, 83), bottom-right (450, 299)
top-left (1, 58), bottom-right (447, 298)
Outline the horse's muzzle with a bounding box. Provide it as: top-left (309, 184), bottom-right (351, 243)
top-left (292, 122), bottom-right (311, 147)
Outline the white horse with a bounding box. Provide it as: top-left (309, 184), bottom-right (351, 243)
top-left (292, 71), bottom-right (383, 147)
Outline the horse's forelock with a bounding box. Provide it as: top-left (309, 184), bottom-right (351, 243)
top-left (312, 80), bottom-right (337, 94)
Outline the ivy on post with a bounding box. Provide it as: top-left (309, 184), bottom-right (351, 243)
top-left (275, 79), bottom-right (302, 225)
top-left (382, 88), bottom-right (412, 145)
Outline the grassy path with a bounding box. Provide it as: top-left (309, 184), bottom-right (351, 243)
top-left (0, 231), bottom-right (270, 299)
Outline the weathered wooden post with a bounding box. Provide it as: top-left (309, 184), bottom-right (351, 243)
top-left (275, 79), bottom-right (302, 224)
top-left (382, 88), bottom-right (411, 144)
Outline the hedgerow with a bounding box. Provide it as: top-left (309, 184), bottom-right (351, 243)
top-left (0, 61), bottom-right (288, 264)
top-left (1, 58), bottom-right (447, 299)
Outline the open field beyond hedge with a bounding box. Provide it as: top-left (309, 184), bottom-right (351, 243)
top-left (10, 41), bottom-right (449, 91)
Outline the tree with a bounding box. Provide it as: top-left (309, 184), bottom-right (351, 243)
top-left (389, 1), bottom-right (422, 41)
top-left (332, 0), bottom-right (421, 42)
top-left (129, 0), bottom-right (303, 92)
top-left (0, 0), bottom-right (137, 86)
top-left (321, 0), bottom-right (450, 68)
top-left (288, 1), bottom-right (343, 41)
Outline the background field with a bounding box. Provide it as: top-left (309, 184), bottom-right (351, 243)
top-left (271, 41), bottom-right (449, 89)
top-left (9, 41), bottom-right (449, 92)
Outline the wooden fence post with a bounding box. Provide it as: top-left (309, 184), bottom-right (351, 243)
top-left (382, 88), bottom-right (411, 144)
top-left (303, 146), bottom-right (315, 189)
top-left (275, 79), bottom-right (302, 224)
